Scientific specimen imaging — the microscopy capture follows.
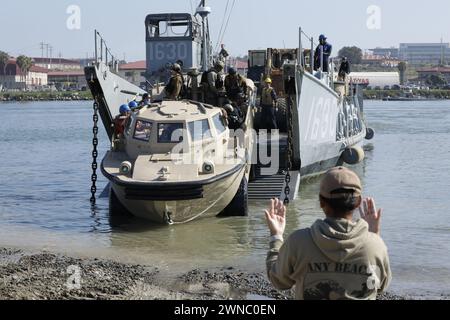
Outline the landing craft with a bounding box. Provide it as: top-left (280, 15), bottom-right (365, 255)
top-left (85, 1), bottom-right (373, 224)
top-left (248, 32), bottom-right (374, 180)
top-left (85, 1), bottom-right (259, 224)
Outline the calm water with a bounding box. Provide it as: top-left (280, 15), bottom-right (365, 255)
top-left (0, 100), bottom-right (449, 298)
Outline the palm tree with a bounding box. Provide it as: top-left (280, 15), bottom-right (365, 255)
top-left (398, 61), bottom-right (407, 85)
top-left (0, 51), bottom-right (9, 88)
top-left (16, 55), bottom-right (33, 89)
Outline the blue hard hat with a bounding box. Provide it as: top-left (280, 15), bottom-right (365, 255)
top-left (319, 34), bottom-right (327, 40)
top-left (228, 67), bottom-right (236, 75)
top-left (128, 101), bottom-right (138, 109)
top-left (120, 104), bottom-right (131, 114)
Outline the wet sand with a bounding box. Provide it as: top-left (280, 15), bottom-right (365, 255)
top-left (0, 248), bottom-right (423, 300)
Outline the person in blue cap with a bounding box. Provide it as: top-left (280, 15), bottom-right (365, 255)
top-left (128, 100), bottom-right (139, 111)
top-left (114, 104), bottom-right (131, 138)
top-left (314, 34), bottom-right (332, 73)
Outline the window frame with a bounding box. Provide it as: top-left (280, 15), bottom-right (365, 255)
top-left (188, 118), bottom-right (214, 143)
top-left (157, 122), bottom-right (185, 144)
top-left (212, 113), bottom-right (227, 135)
top-left (133, 119), bottom-right (153, 142)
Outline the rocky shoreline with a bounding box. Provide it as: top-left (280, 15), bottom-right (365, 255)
top-left (0, 92), bottom-right (93, 102)
top-left (0, 248), bottom-right (433, 301)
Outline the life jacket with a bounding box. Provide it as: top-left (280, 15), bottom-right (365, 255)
top-left (261, 87), bottom-right (276, 106)
top-left (114, 115), bottom-right (129, 136)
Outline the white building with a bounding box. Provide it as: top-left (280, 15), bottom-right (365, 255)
top-left (349, 72), bottom-right (400, 88)
top-left (0, 59), bottom-right (48, 90)
top-left (32, 57), bottom-right (82, 71)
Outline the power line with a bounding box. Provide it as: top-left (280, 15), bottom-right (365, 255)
top-left (217, 0), bottom-right (236, 52)
top-left (214, 0), bottom-right (230, 53)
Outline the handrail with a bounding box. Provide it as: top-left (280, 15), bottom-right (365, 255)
top-left (298, 27), bottom-right (333, 86)
top-left (94, 30), bottom-right (119, 72)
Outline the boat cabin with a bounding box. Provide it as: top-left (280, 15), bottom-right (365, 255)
top-left (145, 13), bottom-right (203, 81)
top-left (122, 101), bottom-right (232, 161)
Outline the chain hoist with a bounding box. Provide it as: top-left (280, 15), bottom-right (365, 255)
top-left (90, 101), bottom-right (99, 206)
top-left (284, 96), bottom-right (294, 205)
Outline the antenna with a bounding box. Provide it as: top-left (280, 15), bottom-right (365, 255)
top-left (196, 0), bottom-right (212, 71)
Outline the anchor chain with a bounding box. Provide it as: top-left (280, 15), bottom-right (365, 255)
top-left (90, 101), bottom-right (99, 205)
top-left (284, 96), bottom-right (294, 205)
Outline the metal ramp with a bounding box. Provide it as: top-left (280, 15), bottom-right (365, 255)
top-left (248, 133), bottom-right (300, 202)
top-left (248, 174), bottom-right (287, 200)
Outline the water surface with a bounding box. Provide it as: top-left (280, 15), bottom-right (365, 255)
top-left (0, 100), bottom-right (449, 297)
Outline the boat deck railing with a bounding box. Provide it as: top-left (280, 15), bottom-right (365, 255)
top-left (298, 27), bottom-right (333, 88)
top-left (94, 30), bottom-right (119, 73)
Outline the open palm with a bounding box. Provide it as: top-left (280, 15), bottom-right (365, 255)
top-left (265, 198), bottom-right (287, 236)
top-left (359, 197), bottom-right (382, 235)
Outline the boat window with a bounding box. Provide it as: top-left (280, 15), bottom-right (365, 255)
top-left (134, 120), bottom-right (153, 141)
top-left (158, 123), bottom-right (184, 143)
top-left (188, 119), bottom-right (212, 142)
top-left (156, 20), bottom-right (190, 38)
top-left (212, 113), bottom-right (227, 134)
top-left (148, 24), bottom-right (159, 38)
top-left (249, 51), bottom-right (266, 67)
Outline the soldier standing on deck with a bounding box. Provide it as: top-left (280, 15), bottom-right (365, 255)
top-left (164, 63), bottom-right (184, 100)
top-left (260, 78), bottom-right (278, 130)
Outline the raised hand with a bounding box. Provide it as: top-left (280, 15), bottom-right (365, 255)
top-left (359, 197), bottom-right (382, 236)
top-left (265, 198), bottom-right (287, 237)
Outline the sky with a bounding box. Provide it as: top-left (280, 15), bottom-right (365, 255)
top-left (1, 0), bottom-right (450, 61)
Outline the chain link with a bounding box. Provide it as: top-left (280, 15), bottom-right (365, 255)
top-left (90, 102), bottom-right (99, 205)
top-left (284, 96), bottom-right (294, 205)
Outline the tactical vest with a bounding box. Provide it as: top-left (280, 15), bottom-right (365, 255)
top-left (261, 87), bottom-right (275, 106)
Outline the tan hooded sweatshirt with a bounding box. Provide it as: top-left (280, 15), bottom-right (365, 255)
top-left (267, 218), bottom-right (392, 300)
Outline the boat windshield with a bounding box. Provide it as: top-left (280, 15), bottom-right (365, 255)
top-left (157, 123), bottom-right (184, 143)
top-left (212, 113), bottom-right (227, 135)
top-left (188, 119), bottom-right (212, 142)
top-left (147, 18), bottom-right (192, 38)
top-left (134, 120), bottom-right (153, 142)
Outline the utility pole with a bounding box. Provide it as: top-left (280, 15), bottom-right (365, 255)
top-left (40, 42), bottom-right (46, 59)
top-left (49, 46), bottom-right (53, 70)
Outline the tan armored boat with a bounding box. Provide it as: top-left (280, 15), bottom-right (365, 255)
top-left (101, 99), bottom-right (254, 224)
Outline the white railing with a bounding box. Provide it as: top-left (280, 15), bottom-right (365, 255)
top-left (94, 30), bottom-right (119, 72)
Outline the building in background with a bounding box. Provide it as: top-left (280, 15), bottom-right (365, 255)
top-left (118, 60), bottom-right (147, 88)
top-left (361, 53), bottom-right (400, 67)
top-left (47, 70), bottom-right (87, 90)
top-left (227, 58), bottom-right (248, 76)
top-left (0, 58), bottom-right (48, 90)
top-left (370, 47), bottom-right (399, 59)
top-left (349, 72), bottom-right (400, 88)
top-left (399, 43), bottom-right (450, 66)
top-left (416, 66), bottom-right (450, 84)
top-left (32, 57), bottom-right (82, 71)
